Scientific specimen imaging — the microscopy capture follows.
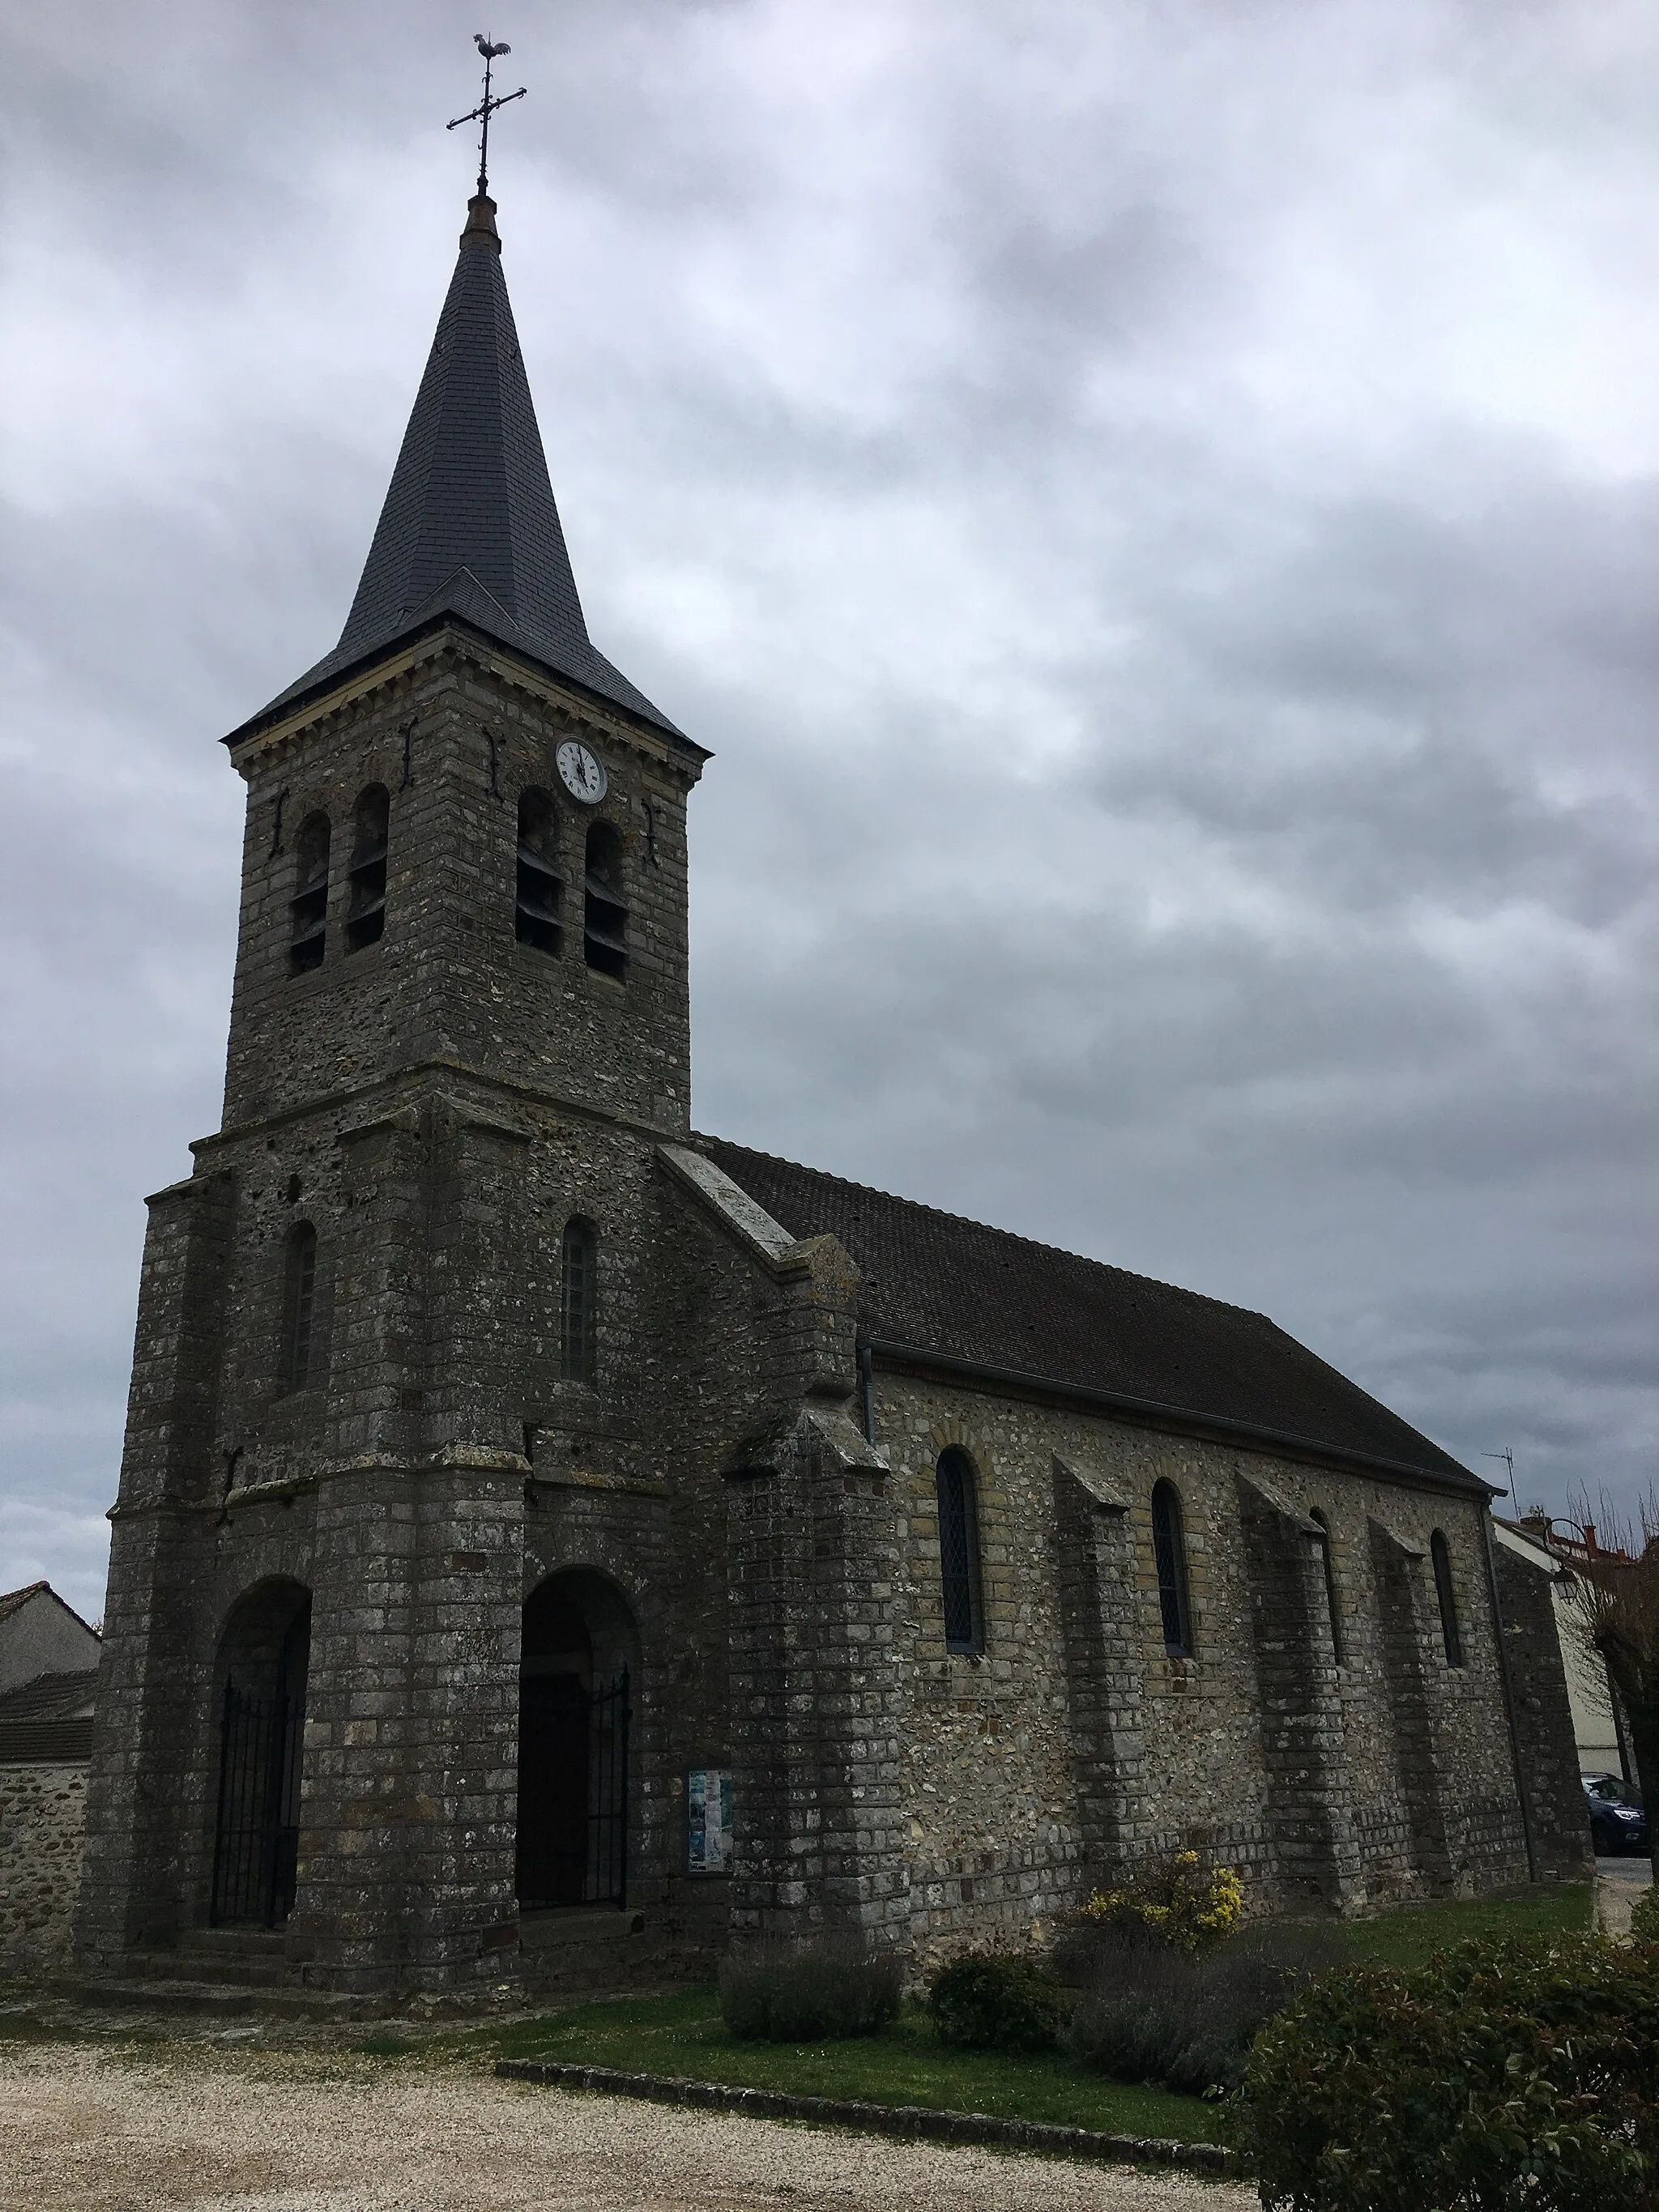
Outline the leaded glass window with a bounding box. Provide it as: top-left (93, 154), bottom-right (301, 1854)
top-left (1151, 1479), bottom-right (1192, 1656)
top-left (560, 1217), bottom-right (598, 1384)
top-left (1431, 1528), bottom-right (1463, 1667)
top-left (936, 1448), bottom-right (984, 1654)
top-left (282, 1223), bottom-right (318, 1392)
top-left (1309, 1508), bottom-right (1343, 1663)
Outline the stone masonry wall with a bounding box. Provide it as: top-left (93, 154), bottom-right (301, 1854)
top-left (79, 622), bottom-right (720, 1993)
top-left (221, 633), bottom-right (700, 1136)
top-left (867, 1366), bottom-right (1546, 1964)
top-left (1, 1763), bottom-right (87, 1977)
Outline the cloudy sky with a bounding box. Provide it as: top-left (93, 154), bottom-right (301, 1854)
top-left (2, 0), bottom-right (1657, 1619)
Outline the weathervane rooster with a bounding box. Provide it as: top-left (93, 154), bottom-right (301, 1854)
top-left (447, 32), bottom-right (527, 198)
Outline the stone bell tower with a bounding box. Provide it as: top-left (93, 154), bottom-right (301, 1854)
top-left (75, 183), bottom-right (710, 1997)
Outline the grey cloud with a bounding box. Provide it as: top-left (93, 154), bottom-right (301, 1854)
top-left (2, 0), bottom-right (1655, 1610)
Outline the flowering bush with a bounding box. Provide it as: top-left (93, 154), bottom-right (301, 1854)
top-left (1080, 1851), bottom-right (1244, 1957)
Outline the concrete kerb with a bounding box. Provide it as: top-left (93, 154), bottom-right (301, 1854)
top-left (495, 2057), bottom-right (1241, 2177)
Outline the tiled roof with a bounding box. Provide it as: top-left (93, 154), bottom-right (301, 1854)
top-left (239, 195), bottom-right (679, 742)
top-left (0, 1669), bottom-right (97, 1765)
top-left (0, 1670), bottom-right (98, 1724)
top-left (697, 1136), bottom-right (1477, 1489)
top-left (0, 1581), bottom-right (49, 1626)
top-left (0, 1580), bottom-right (98, 1636)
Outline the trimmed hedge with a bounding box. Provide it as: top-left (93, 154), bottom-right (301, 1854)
top-left (1227, 1933), bottom-right (1659, 2211)
top-left (719, 1941), bottom-right (903, 2044)
top-left (928, 1952), bottom-right (1071, 2052)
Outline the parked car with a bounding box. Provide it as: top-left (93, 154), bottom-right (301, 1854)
top-left (1584, 1772), bottom-right (1648, 1856)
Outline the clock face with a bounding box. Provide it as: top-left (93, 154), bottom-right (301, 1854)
top-left (556, 739), bottom-right (608, 805)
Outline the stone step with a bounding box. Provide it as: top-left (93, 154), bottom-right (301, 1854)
top-left (181, 1927), bottom-right (289, 1959)
top-left (127, 1948), bottom-right (291, 1988)
top-left (67, 1975), bottom-right (377, 2022)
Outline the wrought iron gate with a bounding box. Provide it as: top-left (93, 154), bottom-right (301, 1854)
top-left (210, 1677), bottom-right (305, 1926)
top-left (516, 1665), bottom-right (629, 1909)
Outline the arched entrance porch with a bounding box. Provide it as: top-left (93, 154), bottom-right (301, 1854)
top-left (517, 1570), bottom-right (635, 1910)
top-left (209, 1579), bottom-right (310, 1928)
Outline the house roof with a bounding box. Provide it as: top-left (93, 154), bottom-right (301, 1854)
top-left (0, 1581), bottom-right (49, 1626)
top-left (0, 1669), bottom-right (97, 1765)
top-left (233, 194), bottom-right (680, 744)
top-left (0, 1581), bottom-right (100, 1639)
top-left (697, 1136), bottom-right (1479, 1490)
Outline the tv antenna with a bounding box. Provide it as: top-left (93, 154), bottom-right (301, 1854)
top-left (1481, 1447), bottom-right (1516, 1490)
top-left (447, 32), bottom-right (527, 197)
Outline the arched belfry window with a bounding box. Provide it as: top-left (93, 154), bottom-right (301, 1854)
top-left (345, 785), bottom-right (390, 953)
top-left (935, 1448), bottom-right (985, 1654)
top-left (1430, 1529), bottom-right (1463, 1668)
top-left (559, 1217), bottom-right (597, 1384)
top-left (288, 814), bottom-right (330, 974)
top-left (583, 823), bottom-right (628, 978)
top-left (1309, 1509), bottom-right (1343, 1664)
top-left (515, 787), bottom-right (563, 956)
top-left (1151, 1479), bottom-right (1193, 1657)
top-left (280, 1224), bottom-right (318, 1392)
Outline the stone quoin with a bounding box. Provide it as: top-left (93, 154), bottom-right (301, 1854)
top-left (73, 183), bottom-right (1588, 2001)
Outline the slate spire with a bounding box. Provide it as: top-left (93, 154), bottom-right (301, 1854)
top-left (261, 194), bottom-right (676, 735)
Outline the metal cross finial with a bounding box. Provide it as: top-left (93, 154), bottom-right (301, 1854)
top-left (447, 32), bottom-right (527, 198)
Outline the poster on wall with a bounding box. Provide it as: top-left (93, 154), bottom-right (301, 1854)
top-left (686, 1768), bottom-right (734, 1873)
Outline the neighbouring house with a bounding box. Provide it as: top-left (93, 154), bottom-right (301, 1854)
top-left (73, 179), bottom-right (1589, 2008)
top-left (0, 1583), bottom-right (100, 1975)
top-left (0, 1581), bottom-right (101, 1698)
top-left (1495, 1517), bottom-right (1634, 1784)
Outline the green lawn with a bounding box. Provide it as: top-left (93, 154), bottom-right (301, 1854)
top-left (466, 1989), bottom-right (1222, 2144)
top-left (1335, 1882), bottom-right (1593, 1971)
top-left (357, 1885), bottom-right (1598, 2149)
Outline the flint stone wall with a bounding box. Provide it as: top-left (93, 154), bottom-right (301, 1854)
top-left (1, 1762), bottom-right (87, 1976)
top-left (862, 1368), bottom-right (1585, 1963)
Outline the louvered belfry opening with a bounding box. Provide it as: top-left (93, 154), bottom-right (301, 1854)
top-left (345, 785), bottom-right (390, 952)
top-left (582, 823), bottom-right (628, 978)
top-left (211, 1583), bottom-right (311, 1929)
top-left (517, 1573), bottom-right (633, 1912)
top-left (515, 786), bottom-right (563, 954)
top-left (288, 813), bottom-right (331, 974)
top-left (936, 1448), bottom-right (986, 1654)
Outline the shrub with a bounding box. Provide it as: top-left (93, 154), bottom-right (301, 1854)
top-left (1630, 1882), bottom-right (1659, 1945)
top-left (1061, 1920), bottom-right (1342, 2096)
top-left (928, 1950), bottom-right (1072, 2052)
top-left (1080, 1849), bottom-right (1244, 1956)
top-left (719, 1938), bottom-right (903, 2043)
top-left (1227, 1933), bottom-right (1659, 2211)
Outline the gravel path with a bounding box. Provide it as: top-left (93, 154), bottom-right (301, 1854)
top-left (0, 2044), bottom-right (1252, 2212)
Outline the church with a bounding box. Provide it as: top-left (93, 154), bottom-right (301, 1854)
top-left (75, 179), bottom-right (1586, 2003)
